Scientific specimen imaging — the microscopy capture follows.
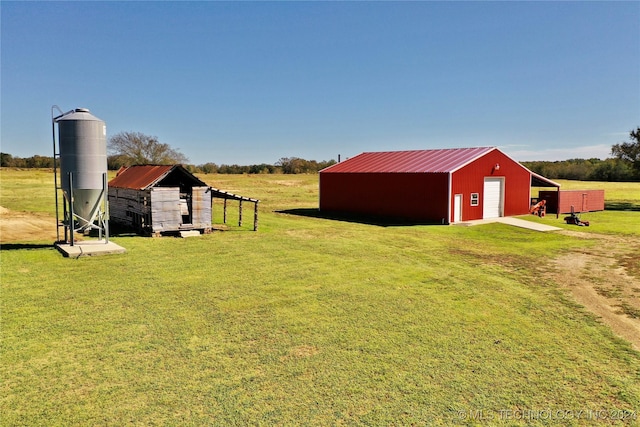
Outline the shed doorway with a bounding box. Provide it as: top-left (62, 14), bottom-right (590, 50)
top-left (483, 177), bottom-right (504, 219)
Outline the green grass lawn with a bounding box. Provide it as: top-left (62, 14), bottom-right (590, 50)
top-left (2, 169), bottom-right (640, 425)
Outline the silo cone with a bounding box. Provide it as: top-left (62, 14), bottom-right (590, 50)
top-left (56, 108), bottom-right (107, 231)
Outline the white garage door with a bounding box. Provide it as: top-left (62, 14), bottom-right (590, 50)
top-left (483, 178), bottom-right (503, 219)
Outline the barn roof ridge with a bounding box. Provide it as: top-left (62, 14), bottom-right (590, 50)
top-left (321, 146), bottom-right (497, 174)
top-left (358, 146), bottom-right (495, 155)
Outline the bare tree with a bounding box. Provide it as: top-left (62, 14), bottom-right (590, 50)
top-left (108, 131), bottom-right (188, 166)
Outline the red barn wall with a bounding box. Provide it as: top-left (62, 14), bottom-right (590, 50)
top-left (319, 172), bottom-right (450, 222)
top-left (540, 190), bottom-right (604, 214)
top-left (451, 150), bottom-right (531, 221)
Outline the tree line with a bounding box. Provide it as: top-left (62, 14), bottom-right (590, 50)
top-left (9, 152), bottom-right (630, 179)
top-left (3, 128), bottom-right (638, 180)
top-left (185, 157), bottom-right (337, 175)
top-left (0, 153), bottom-right (56, 169)
top-left (0, 152), bottom-right (336, 175)
top-left (522, 158), bottom-right (636, 182)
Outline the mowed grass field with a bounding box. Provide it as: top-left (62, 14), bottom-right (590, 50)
top-left (1, 169), bottom-right (640, 426)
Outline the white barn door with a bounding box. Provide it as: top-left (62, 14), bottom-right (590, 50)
top-left (454, 194), bottom-right (462, 223)
top-left (483, 178), bottom-right (504, 219)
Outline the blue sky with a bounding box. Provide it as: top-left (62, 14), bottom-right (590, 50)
top-left (2, 1), bottom-right (638, 165)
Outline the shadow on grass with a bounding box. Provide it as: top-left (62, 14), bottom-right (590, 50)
top-left (0, 243), bottom-right (54, 251)
top-left (605, 202), bottom-right (640, 211)
top-left (276, 208), bottom-right (443, 227)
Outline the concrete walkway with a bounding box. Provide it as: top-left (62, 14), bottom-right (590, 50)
top-left (456, 216), bottom-right (562, 232)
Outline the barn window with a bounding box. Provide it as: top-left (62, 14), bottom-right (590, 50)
top-left (470, 193), bottom-right (479, 206)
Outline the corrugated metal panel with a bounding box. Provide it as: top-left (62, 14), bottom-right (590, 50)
top-left (321, 147), bottom-right (495, 173)
top-left (319, 172), bottom-right (449, 222)
top-left (109, 165), bottom-right (174, 190)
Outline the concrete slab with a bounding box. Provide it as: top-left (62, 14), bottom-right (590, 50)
top-left (55, 240), bottom-right (126, 258)
top-left (455, 217), bottom-right (561, 232)
top-left (179, 230), bottom-right (201, 238)
top-left (495, 217), bottom-right (562, 232)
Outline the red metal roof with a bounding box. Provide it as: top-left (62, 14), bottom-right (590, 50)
top-left (108, 165), bottom-right (177, 190)
top-left (321, 147), bottom-right (496, 173)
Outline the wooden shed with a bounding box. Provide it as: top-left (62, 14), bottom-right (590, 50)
top-left (319, 147), bottom-right (559, 224)
top-left (108, 165), bottom-right (212, 235)
top-left (538, 190), bottom-right (605, 214)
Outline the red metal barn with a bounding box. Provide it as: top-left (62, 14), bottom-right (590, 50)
top-left (319, 147), bottom-right (559, 224)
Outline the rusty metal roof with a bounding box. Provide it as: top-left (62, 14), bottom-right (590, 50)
top-left (108, 165), bottom-right (207, 190)
top-left (320, 147), bottom-right (497, 173)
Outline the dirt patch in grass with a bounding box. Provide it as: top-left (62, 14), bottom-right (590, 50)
top-left (549, 230), bottom-right (640, 351)
top-left (0, 206), bottom-right (58, 243)
top-left (271, 180), bottom-right (299, 186)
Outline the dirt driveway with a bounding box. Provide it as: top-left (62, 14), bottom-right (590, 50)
top-left (2, 206), bottom-right (639, 350)
top-left (549, 230), bottom-right (640, 351)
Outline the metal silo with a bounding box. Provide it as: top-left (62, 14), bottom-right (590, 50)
top-left (52, 107), bottom-right (109, 244)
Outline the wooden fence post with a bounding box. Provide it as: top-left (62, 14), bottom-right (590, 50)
top-left (223, 198), bottom-right (227, 224)
top-left (253, 201), bottom-right (259, 231)
top-left (239, 200), bottom-right (243, 227)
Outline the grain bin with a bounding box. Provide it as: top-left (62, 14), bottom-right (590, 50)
top-left (53, 107), bottom-right (109, 243)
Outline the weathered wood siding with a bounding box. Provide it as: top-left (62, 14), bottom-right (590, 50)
top-left (150, 187), bottom-right (181, 232)
top-left (192, 186), bottom-right (212, 232)
top-left (109, 185), bottom-right (214, 235)
top-left (108, 187), bottom-right (152, 232)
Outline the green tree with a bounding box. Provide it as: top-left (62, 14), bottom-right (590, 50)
top-left (0, 153), bottom-right (14, 167)
top-left (611, 127), bottom-right (640, 179)
top-left (108, 131), bottom-right (188, 166)
top-left (591, 158), bottom-right (634, 181)
top-left (200, 163), bottom-right (219, 174)
top-left (25, 155), bottom-right (54, 168)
